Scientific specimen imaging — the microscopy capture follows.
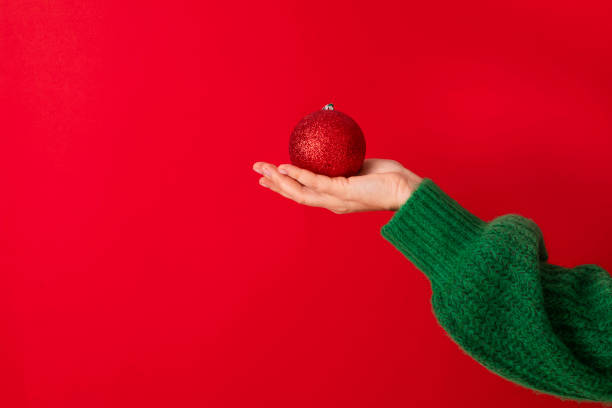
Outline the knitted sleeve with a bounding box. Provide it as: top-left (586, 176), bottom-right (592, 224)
top-left (380, 178), bottom-right (612, 402)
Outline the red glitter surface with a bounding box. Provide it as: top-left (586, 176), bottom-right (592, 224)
top-left (289, 107), bottom-right (366, 177)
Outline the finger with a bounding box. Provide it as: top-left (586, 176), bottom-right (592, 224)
top-left (252, 161), bottom-right (270, 175)
top-left (277, 163), bottom-right (347, 196)
top-left (260, 174), bottom-right (354, 212)
top-left (276, 163), bottom-right (320, 187)
top-left (259, 164), bottom-right (325, 207)
top-left (259, 176), bottom-right (296, 201)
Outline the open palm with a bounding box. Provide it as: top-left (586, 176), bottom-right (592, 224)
top-left (252, 158), bottom-right (422, 213)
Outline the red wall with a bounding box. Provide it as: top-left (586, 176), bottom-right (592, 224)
top-left (3, 0), bottom-right (612, 406)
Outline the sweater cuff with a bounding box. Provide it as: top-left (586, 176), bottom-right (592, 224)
top-left (381, 178), bottom-right (487, 287)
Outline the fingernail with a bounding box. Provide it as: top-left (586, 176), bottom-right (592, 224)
top-left (262, 167), bottom-right (271, 177)
top-left (259, 178), bottom-right (269, 188)
top-left (278, 167), bottom-right (288, 175)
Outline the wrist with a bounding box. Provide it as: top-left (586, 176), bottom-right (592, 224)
top-left (394, 170), bottom-right (423, 210)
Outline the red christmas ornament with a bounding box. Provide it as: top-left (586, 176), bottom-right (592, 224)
top-left (289, 103), bottom-right (366, 177)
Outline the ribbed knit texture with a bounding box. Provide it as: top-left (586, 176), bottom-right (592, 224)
top-left (381, 178), bottom-right (612, 402)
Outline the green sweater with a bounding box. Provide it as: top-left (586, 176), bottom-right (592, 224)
top-left (380, 178), bottom-right (612, 403)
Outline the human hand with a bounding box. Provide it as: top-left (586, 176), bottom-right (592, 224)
top-left (252, 159), bottom-right (423, 213)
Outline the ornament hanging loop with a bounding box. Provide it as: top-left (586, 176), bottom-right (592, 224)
top-left (322, 103), bottom-right (334, 111)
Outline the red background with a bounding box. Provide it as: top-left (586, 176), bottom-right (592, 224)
top-left (3, 0), bottom-right (612, 406)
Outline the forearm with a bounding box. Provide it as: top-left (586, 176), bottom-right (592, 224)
top-left (381, 178), bottom-right (612, 402)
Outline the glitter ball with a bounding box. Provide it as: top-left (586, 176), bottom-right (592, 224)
top-left (289, 104), bottom-right (366, 177)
